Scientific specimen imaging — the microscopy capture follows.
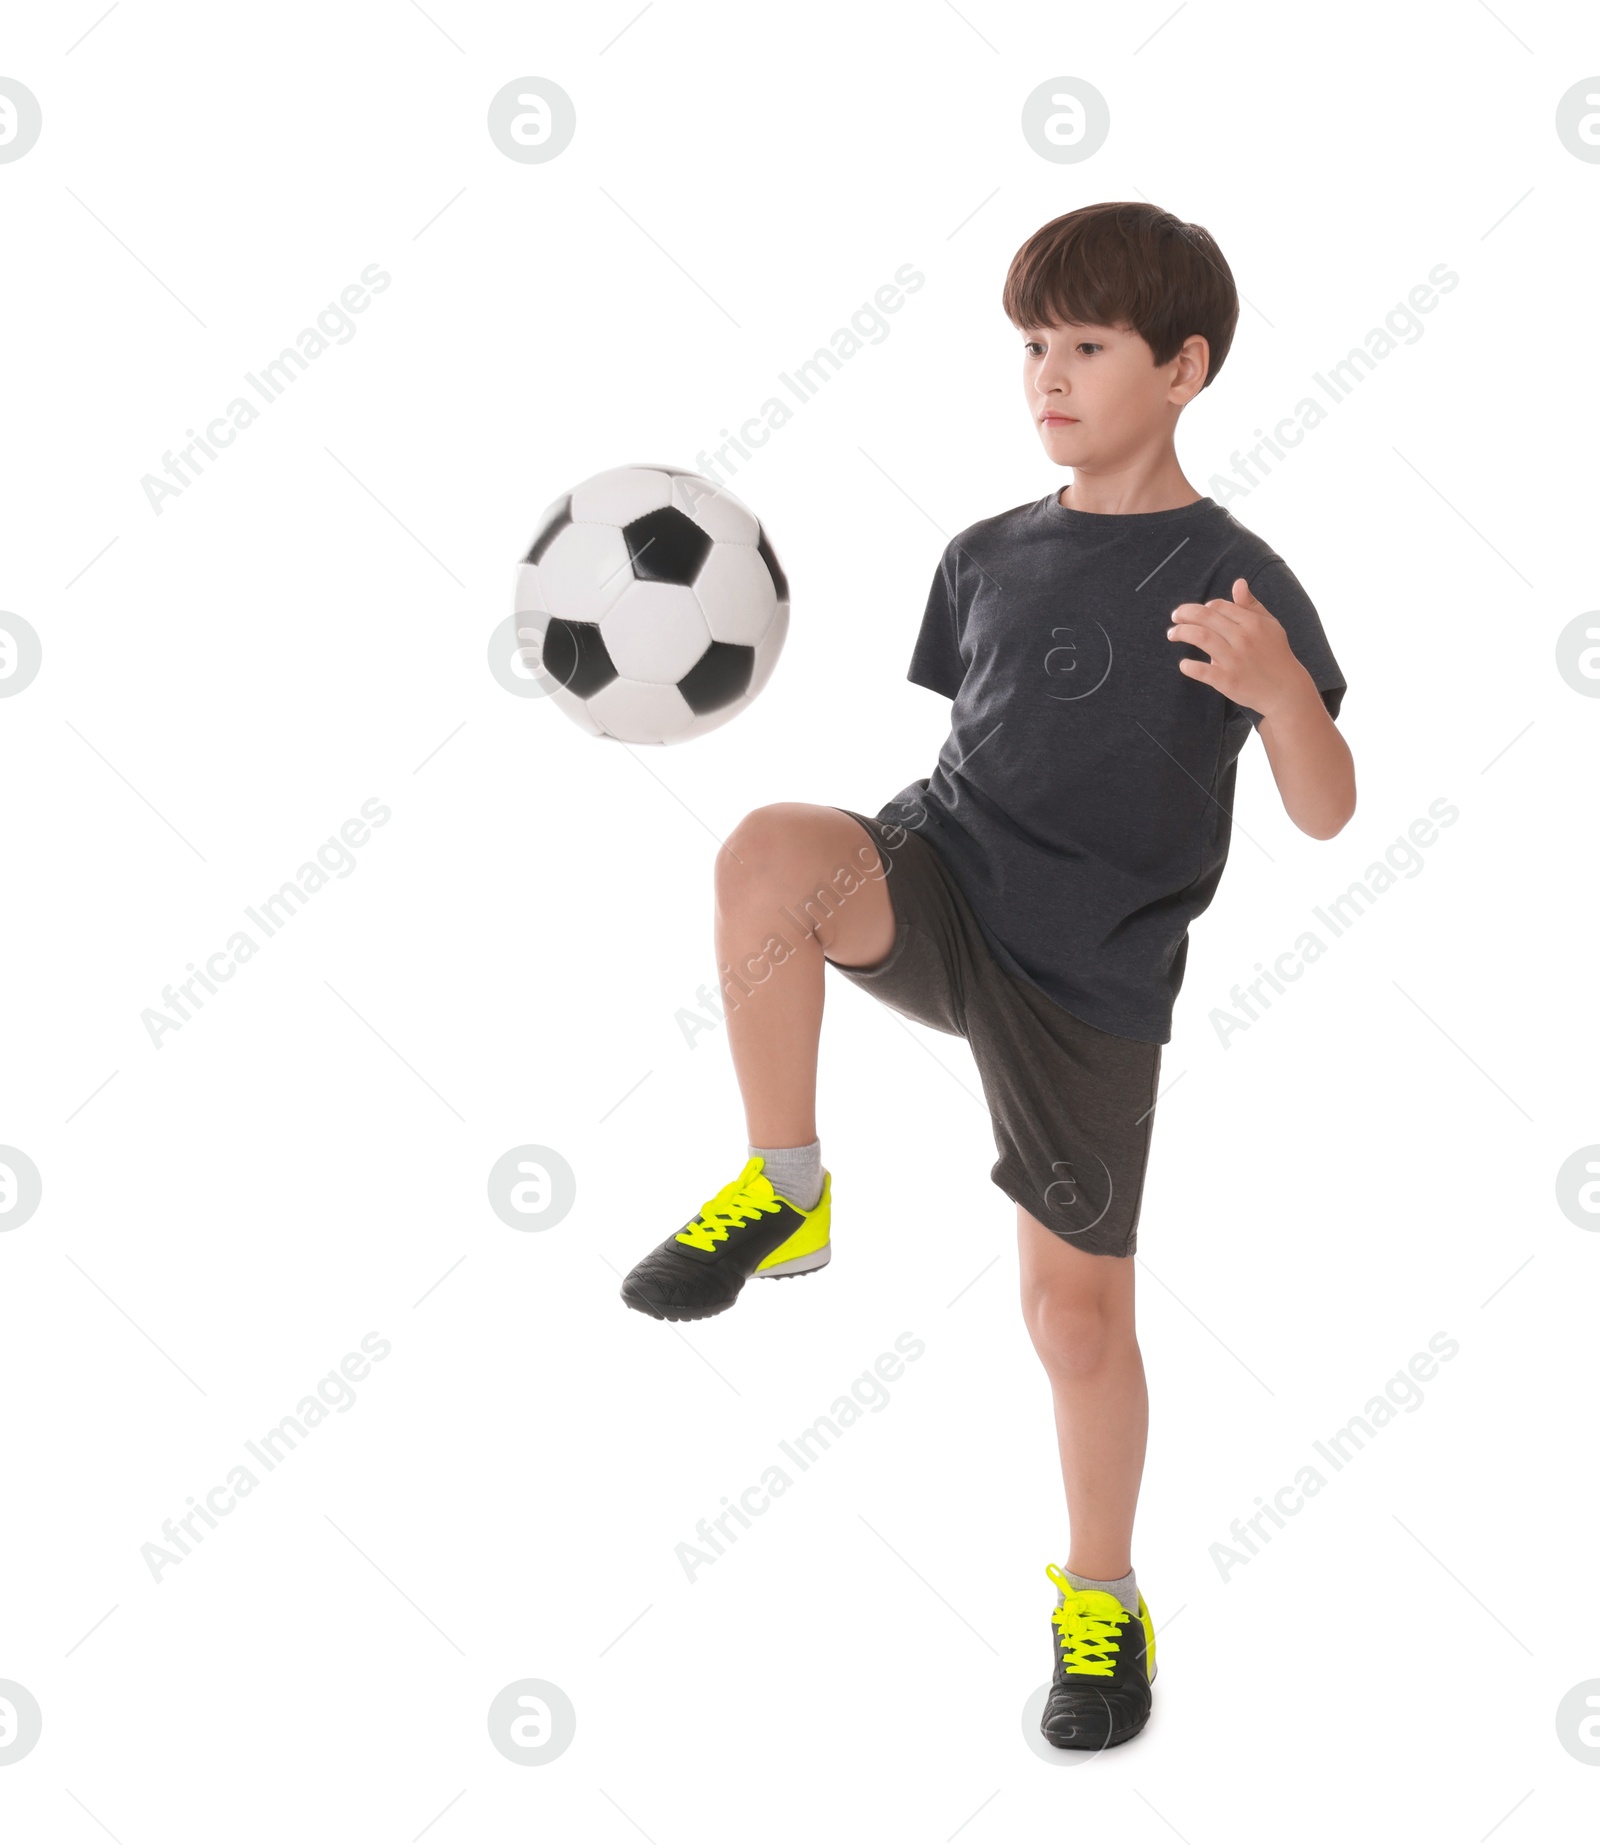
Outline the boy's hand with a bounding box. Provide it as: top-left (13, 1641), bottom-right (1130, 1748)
top-left (1168, 576), bottom-right (1355, 838)
top-left (1166, 577), bottom-right (1312, 719)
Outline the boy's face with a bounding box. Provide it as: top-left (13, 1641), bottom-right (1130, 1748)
top-left (1021, 320), bottom-right (1207, 467)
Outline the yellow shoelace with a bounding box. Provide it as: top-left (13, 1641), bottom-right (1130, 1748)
top-left (1045, 1563), bottom-right (1127, 1678)
top-left (675, 1160), bottom-right (781, 1252)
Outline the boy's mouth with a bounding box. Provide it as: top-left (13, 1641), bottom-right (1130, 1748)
top-left (1041, 414), bottom-right (1079, 426)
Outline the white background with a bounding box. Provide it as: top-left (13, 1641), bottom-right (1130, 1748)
top-left (2, 1), bottom-right (1596, 1838)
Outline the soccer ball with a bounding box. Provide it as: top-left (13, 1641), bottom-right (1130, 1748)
top-left (514, 464), bottom-right (789, 744)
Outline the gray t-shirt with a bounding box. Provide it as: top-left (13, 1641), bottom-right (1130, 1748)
top-left (879, 490), bottom-right (1346, 1043)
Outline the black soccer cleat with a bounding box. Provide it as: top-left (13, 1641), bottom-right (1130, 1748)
top-left (619, 1157), bottom-right (832, 1322)
top-left (1039, 1563), bottom-right (1157, 1750)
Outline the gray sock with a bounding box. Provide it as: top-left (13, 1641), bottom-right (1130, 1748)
top-left (1056, 1563), bottom-right (1139, 1619)
top-left (749, 1140), bottom-right (823, 1211)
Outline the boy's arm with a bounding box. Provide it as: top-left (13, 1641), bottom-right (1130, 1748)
top-left (1167, 577), bottom-right (1355, 841)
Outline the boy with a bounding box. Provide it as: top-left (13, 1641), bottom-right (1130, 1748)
top-left (621, 201), bottom-right (1353, 1749)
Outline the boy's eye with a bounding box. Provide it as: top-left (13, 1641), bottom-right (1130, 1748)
top-left (1024, 340), bottom-right (1102, 356)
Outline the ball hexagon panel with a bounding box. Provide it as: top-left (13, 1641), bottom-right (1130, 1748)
top-left (538, 522), bottom-right (634, 623)
top-left (670, 474), bottom-right (761, 546)
top-left (569, 466), bottom-right (673, 525)
top-left (587, 677), bottom-right (695, 745)
top-left (693, 543), bottom-right (778, 646)
top-left (600, 580), bottom-right (711, 684)
top-left (621, 505), bottom-right (714, 585)
top-left (512, 562), bottom-right (546, 614)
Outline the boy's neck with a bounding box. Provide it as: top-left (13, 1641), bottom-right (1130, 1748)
top-left (1056, 460), bottom-right (1204, 517)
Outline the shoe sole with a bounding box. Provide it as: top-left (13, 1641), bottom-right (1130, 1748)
top-left (621, 1294), bottom-right (732, 1323)
top-left (756, 1244), bottom-right (831, 1278)
top-left (621, 1245), bottom-right (831, 1320)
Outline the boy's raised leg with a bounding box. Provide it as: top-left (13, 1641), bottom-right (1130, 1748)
top-left (619, 803), bottom-right (895, 1321)
top-left (714, 802), bottom-right (897, 1146)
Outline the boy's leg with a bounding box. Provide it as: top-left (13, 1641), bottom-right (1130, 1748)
top-left (715, 803), bottom-right (897, 1146)
top-left (619, 803), bottom-right (894, 1322)
top-left (1017, 1205), bottom-right (1147, 1579)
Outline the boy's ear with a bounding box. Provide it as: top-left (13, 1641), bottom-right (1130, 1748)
top-left (1184, 333), bottom-right (1212, 392)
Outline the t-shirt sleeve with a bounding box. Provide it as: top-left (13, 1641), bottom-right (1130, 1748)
top-left (906, 542), bottom-right (967, 699)
top-left (1232, 554), bottom-right (1346, 726)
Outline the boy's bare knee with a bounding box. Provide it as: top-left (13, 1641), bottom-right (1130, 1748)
top-left (718, 804), bottom-right (813, 903)
top-left (1023, 1285), bottom-right (1131, 1377)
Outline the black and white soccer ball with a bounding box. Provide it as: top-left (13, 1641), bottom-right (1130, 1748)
top-left (514, 464), bottom-right (789, 744)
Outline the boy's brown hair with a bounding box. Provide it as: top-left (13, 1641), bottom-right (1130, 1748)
top-left (1001, 201), bottom-right (1239, 389)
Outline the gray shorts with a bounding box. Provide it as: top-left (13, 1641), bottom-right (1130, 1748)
top-left (826, 809), bottom-right (1162, 1257)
